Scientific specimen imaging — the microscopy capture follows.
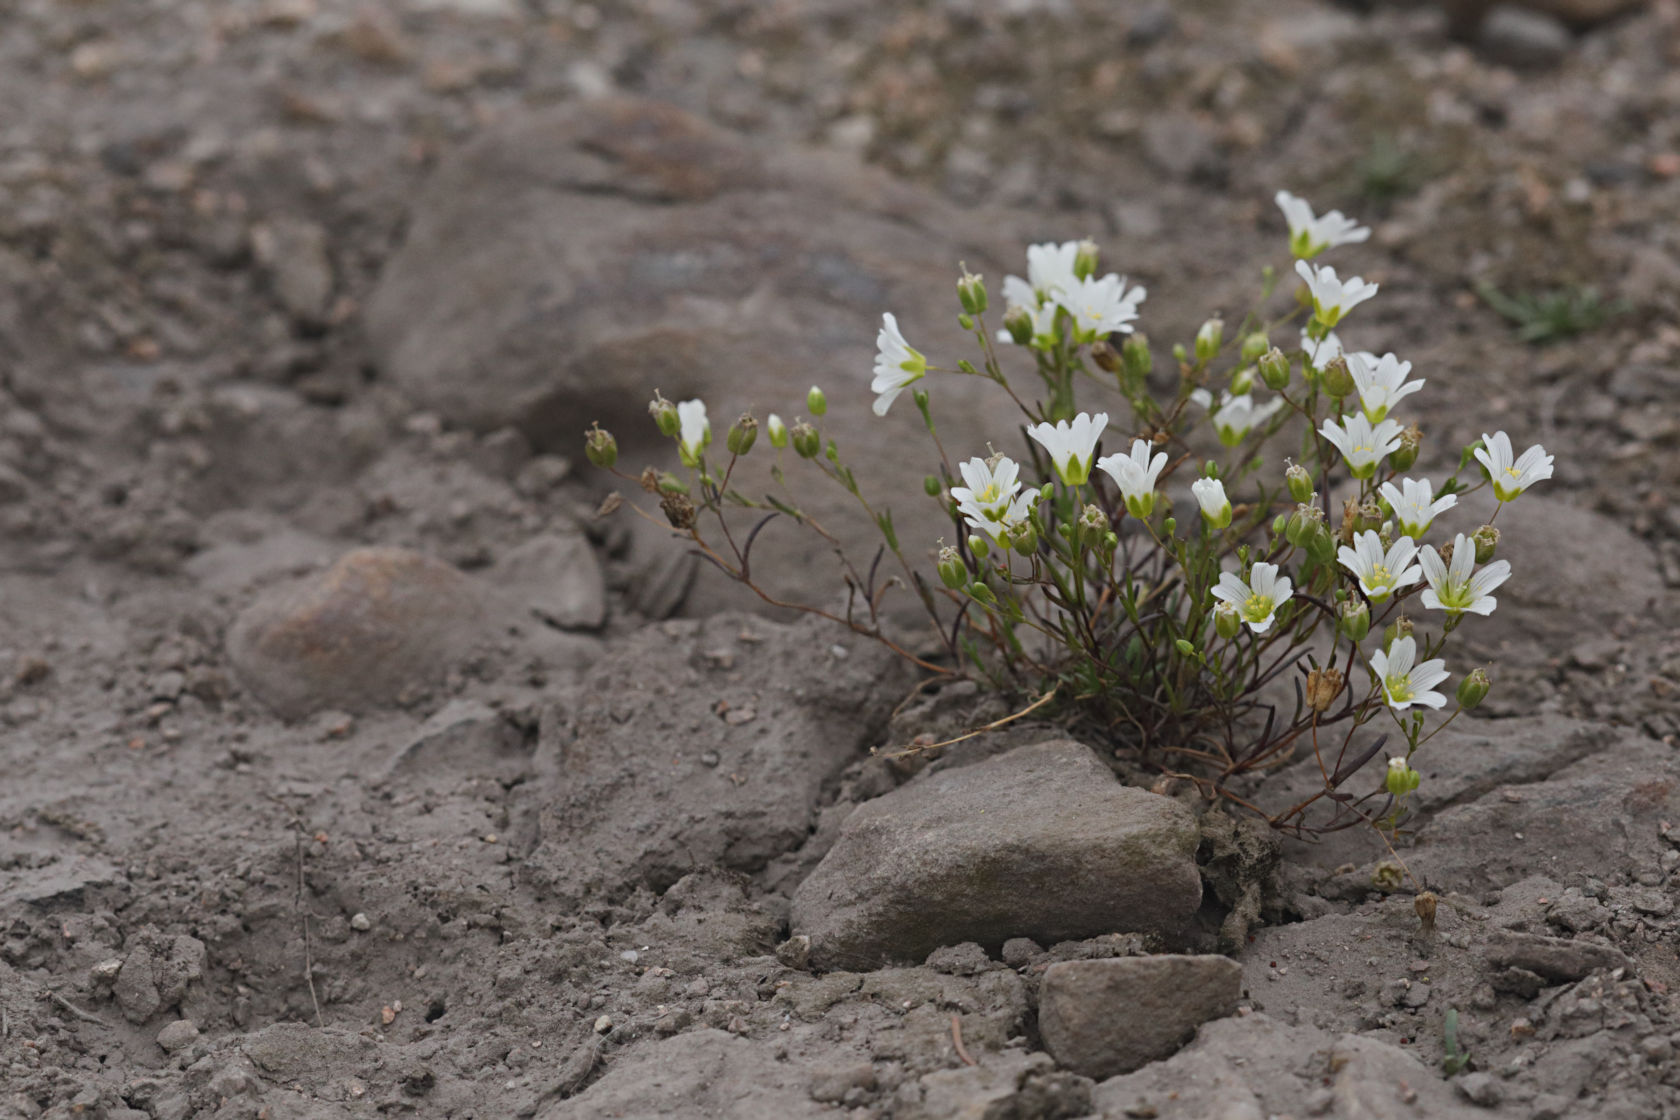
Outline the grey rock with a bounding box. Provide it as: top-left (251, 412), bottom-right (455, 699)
top-left (925, 942), bottom-right (992, 976)
top-left (809, 1063), bottom-right (876, 1104)
top-left (252, 217), bottom-right (334, 326)
top-left (791, 740), bottom-right (1201, 970)
top-left (492, 531), bottom-right (606, 631)
top-left (382, 699), bottom-right (532, 785)
top-left (226, 547), bottom-right (490, 720)
top-left (1455, 1071), bottom-right (1504, 1107)
top-left (241, 1024), bottom-right (378, 1090)
top-left (1483, 929), bottom-right (1634, 982)
top-left (113, 946), bottom-right (161, 1024)
top-left (1478, 6), bottom-right (1572, 69)
top-left (538, 1029), bottom-right (831, 1120)
top-left (905, 1050), bottom-right (1092, 1120)
top-left (527, 613), bottom-right (910, 898)
top-left (155, 1020), bottom-right (199, 1053)
top-left (1038, 955), bottom-right (1241, 1078)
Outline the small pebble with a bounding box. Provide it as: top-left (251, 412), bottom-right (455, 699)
top-left (350, 912), bottom-right (371, 931)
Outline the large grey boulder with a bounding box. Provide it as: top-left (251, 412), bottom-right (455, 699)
top-left (1038, 955), bottom-right (1242, 1079)
top-left (790, 740), bottom-right (1202, 970)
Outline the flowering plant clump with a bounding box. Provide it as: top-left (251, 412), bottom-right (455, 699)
top-left (584, 190), bottom-right (1553, 843)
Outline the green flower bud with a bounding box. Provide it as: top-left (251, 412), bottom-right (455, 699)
top-left (1304, 521), bottom-right (1338, 565)
top-left (958, 313), bottom-right (973, 330)
top-left (1258, 346), bottom-right (1290, 391)
top-left (1214, 601), bottom-right (1241, 640)
top-left (1079, 503), bottom-right (1110, 548)
top-left (1285, 503), bottom-right (1323, 547)
top-left (1390, 424), bottom-right (1422, 472)
top-left (1240, 332), bottom-right (1270, 363)
top-left (924, 474), bottom-right (942, 497)
top-left (791, 421), bottom-right (821, 459)
top-left (969, 581), bottom-right (996, 605)
top-left (1121, 333), bottom-right (1152, 387)
top-left (649, 392), bottom-right (680, 437)
top-left (766, 413), bottom-right (789, 449)
top-left (937, 545), bottom-right (967, 590)
top-left (1172, 342), bottom-right (1188, 365)
top-left (1322, 356), bottom-right (1354, 399)
top-left (1073, 238), bottom-right (1099, 281)
top-left (1385, 758), bottom-right (1421, 798)
top-left (1003, 305), bottom-right (1034, 346)
top-left (1338, 598), bottom-right (1370, 642)
top-left (1382, 616), bottom-right (1414, 651)
top-left (656, 471), bottom-right (688, 494)
top-left (1161, 516), bottom-right (1176, 539)
top-left (967, 534), bottom-right (989, 560)
top-left (584, 423), bottom-right (618, 469)
top-left (1175, 638), bottom-right (1195, 657)
top-left (957, 270), bottom-right (988, 315)
top-left (1195, 318), bottom-right (1224, 363)
top-left (1272, 513), bottom-right (1288, 536)
top-left (726, 413), bottom-right (758, 455)
top-left (806, 385), bottom-right (827, 416)
top-left (1230, 366), bottom-right (1256, 396)
top-left (1010, 523), bottom-right (1038, 556)
top-left (1286, 463), bottom-right (1314, 504)
top-left (1472, 524), bottom-right (1500, 564)
top-left (1457, 667), bottom-right (1491, 711)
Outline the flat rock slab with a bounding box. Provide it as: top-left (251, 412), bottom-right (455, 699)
top-left (1038, 955), bottom-right (1242, 1078)
top-left (226, 547), bottom-right (489, 720)
top-left (790, 739), bottom-right (1202, 970)
top-left (526, 612), bottom-right (911, 899)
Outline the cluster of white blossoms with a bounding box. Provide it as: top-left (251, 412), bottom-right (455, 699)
top-left (994, 239), bottom-right (1146, 351)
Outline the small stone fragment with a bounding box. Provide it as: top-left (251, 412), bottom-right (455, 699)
top-left (1455, 1071), bottom-right (1504, 1107)
top-left (350, 913), bottom-right (371, 932)
top-left (156, 1020), bottom-right (200, 1053)
top-left (1038, 955), bottom-right (1242, 1079)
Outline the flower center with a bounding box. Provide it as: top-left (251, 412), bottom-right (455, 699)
top-left (1370, 563), bottom-right (1392, 587)
top-left (1385, 675), bottom-right (1414, 703)
top-left (1241, 592), bottom-right (1273, 623)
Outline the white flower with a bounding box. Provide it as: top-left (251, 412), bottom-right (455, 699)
top-left (1190, 389), bottom-right (1285, 447)
top-left (965, 491), bottom-right (1038, 544)
top-left (1420, 533), bottom-right (1511, 617)
top-left (1295, 259), bottom-right (1378, 328)
top-left (1319, 413), bottom-right (1403, 479)
top-left (1026, 241), bottom-right (1083, 299)
top-left (1057, 273), bottom-right (1145, 341)
top-left (951, 456), bottom-right (1022, 527)
top-left (1002, 274), bottom-right (1039, 310)
top-left (872, 312), bottom-right (928, 417)
top-left (676, 399), bottom-right (710, 467)
top-left (1190, 477), bottom-right (1232, 529)
top-left (1301, 327), bottom-right (1343, 371)
top-left (1347, 351), bottom-right (1423, 423)
top-left (1370, 636), bottom-right (1449, 711)
top-left (1027, 411), bottom-right (1108, 486)
top-left (1337, 530), bottom-right (1421, 603)
top-left (1473, 431), bottom-right (1553, 502)
top-left (1276, 190), bottom-right (1371, 258)
top-left (1210, 562), bottom-right (1293, 634)
top-left (1380, 477), bottom-right (1456, 538)
top-left (1096, 438), bottom-right (1167, 519)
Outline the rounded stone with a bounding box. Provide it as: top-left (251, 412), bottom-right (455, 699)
top-left (1038, 955), bottom-right (1243, 1079)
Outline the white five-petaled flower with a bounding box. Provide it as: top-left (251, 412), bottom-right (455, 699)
top-left (1190, 477), bottom-right (1233, 529)
top-left (1025, 241), bottom-right (1083, 300)
top-left (1028, 411), bottom-right (1108, 487)
top-left (1301, 327), bottom-right (1344, 371)
top-left (1319, 413), bottom-right (1404, 479)
top-left (676, 399), bottom-right (710, 466)
top-left (1347, 351), bottom-right (1424, 423)
top-left (1190, 389), bottom-right (1286, 447)
top-left (1473, 431), bottom-right (1553, 502)
top-left (1096, 438), bottom-right (1168, 519)
top-left (1419, 533), bottom-right (1511, 617)
top-left (1380, 477), bottom-right (1456, 538)
top-left (964, 491), bottom-right (1039, 545)
top-left (1058, 273), bottom-right (1145, 341)
top-left (872, 312), bottom-right (928, 417)
top-left (1337, 530), bottom-right (1422, 603)
top-left (1294, 260), bottom-right (1379, 328)
top-left (1276, 191), bottom-right (1371, 258)
top-left (1211, 562), bottom-right (1294, 634)
top-left (1370, 636), bottom-right (1450, 711)
top-left (951, 456), bottom-right (1022, 527)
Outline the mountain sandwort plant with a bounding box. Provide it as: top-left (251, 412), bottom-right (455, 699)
top-left (584, 191), bottom-right (1553, 846)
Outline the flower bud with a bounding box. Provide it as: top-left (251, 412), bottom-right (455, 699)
top-left (1385, 757), bottom-right (1421, 797)
top-left (1229, 365), bottom-right (1256, 396)
top-left (1003, 305), bottom-right (1034, 346)
top-left (1285, 503), bottom-right (1324, 547)
top-left (1382, 616), bottom-right (1414, 651)
top-left (1457, 667), bottom-right (1491, 711)
top-left (791, 421), bottom-right (821, 459)
top-left (806, 386), bottom-right (827, 416)
top-left (1241, 332), bottom-right (1270, 363)
top-left (1390, 424), bottom-right (1422, 471)
top-left (1322, 356), bottom-right (1354, 398)
top-left (1195, 318), bottom-right (1224, 363)
top-left (1073, 238), bottom-right (1099, 281)
top-left (1090, 339), bottom-right (1121, 374)
top-left (967, 534), bottom-right (989, 560)
top-left (1258, 346), bottom-right (1290, 391)
top-left (969, 581), bottom-right (996, 605)
top-left (1079, 503), bottom-right (1110, 548)
top-left (957, 270), bottom-right (987, 315)
top-left (1121, 333), bottom-right (1152, 386)
top-left (1010, 523), bottom-right (1038, 556)
top-left (584, 423), bottom-right (618, 469)
top-left (1306, 667), bottom-right (1344, 712)
top-left (937, 545), bottom-right (967, 590)
top-left (1285, 463), bottom-right (1314, 504)
top-left (1304, 521), bottom-right (1338, 565)
top-left (1191, 477), bottom-right (1231, 529)
top-left (924, 474), bottom-right (942, 497)
top-left (726, 413), bottom-right (758, 455)
top-left (1338, 598), bottom-right (1370, 642)
top-left (1214, 601), bottom-right (1241, 640)
top-left (1175, 638), bottom-right (1195, 657)
top-left (1161, 516), bottom-right (1177, 538)
top-left (649, 392), bottom-right (680, 437)
top-left (1472, 524), bottom-right (1500, 564)
top-left (766, 413), bottom-right (788, 448)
